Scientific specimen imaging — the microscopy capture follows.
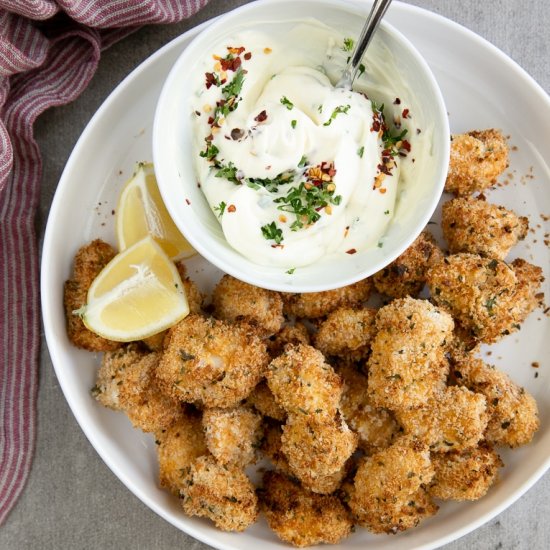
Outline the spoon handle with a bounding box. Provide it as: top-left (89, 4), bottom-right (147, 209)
top-left (337, 0), bottom-right (393, 89)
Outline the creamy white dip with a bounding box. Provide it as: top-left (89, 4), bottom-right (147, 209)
top-left (191, 22), bottom-right (424, 269)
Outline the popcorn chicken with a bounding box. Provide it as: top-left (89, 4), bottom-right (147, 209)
top-left (268, 321), bottom-right (311, 358)
top-left (372, 231), bottom-right (444, 298)
top-left (445, 129), bottom-right (508, 195)
top-left (246, 380), bottom-right (286, 421)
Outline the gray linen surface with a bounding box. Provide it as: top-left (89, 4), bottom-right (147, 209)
top-left (1, 1), bottom-right (548, 549)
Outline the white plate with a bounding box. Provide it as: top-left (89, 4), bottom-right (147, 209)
top-left (41, 2), bottom-right (550, 549)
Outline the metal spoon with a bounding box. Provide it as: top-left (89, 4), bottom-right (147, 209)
top-left (336, 0), bottom-right (393, 89)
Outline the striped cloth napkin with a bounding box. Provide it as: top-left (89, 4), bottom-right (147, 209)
top-left (0, 0), bottom-right (209, 525)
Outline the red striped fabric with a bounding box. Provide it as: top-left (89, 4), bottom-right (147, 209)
top-left (0, 0), bottom-right (209, 525)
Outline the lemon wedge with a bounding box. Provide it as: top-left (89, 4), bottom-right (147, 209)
top-left (116, 162), bottom-right (196, 260)
top-left (80, 236), bottom-right (189, 342)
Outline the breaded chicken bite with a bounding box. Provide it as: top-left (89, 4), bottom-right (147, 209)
top-left (452, 356), bottom-right (539, 447)
top-left (336, 361), bottom-right (401, 453)
top-left (445, 129), bottom-right (508, 196)
top-left (281, 279), bottom-right (371, 319)
top-left (246, 381), bottom-right (286, 421)
top-left (367, 297), bottom-right (454, 411)
top-left (372, 231), bottom-right (444, 298)
top-left (266, 344), bottom-right (342, 417)
top-left (281, 413), bottom-right (358, 483)
top-left (509, 258), bottom-right (545, 328)
top-left (202, 406), bottom-right (263, 467)
top-left (260, 471), bottom-right (353, 547)
top-left (349, 437), bottom-right (435, 533)
top-left (315, 307), bottom-right (377, 361)
top-left (429, 445), bottom-right (502, 501)
top-left (267, 322), bottom-right (311, 358)
top-left (396, 386), bottom-right (488, 452)
top-left (261, 420), bottom-right (348, 494)
top-left (64, 239), bottom-right (121, 351)
top-left (212, 274), bottom-right (284, 336)
top-left (155, 409), bottom-right (207, 495)
top-left (442, 196), bottom-right (528, 260)
top-left (94, 345), bottom-right (182, 433)
top-left (427, 254), bottom-right (542, 343)
top-left (180, 455), bottom-right (258, 532)
top-left (156, 314), bottom-right (269, 408)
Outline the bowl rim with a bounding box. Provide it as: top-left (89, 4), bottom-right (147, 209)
top-left (153, 0), bottom-right (450, 293)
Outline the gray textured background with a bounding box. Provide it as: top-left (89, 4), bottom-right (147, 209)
top-left (2, 1), bottom-right (549, 548)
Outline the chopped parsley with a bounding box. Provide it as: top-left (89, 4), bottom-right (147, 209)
top-left (261, 221), bottom-right (284, 244)
top-left (323, 104), bottom-right (350, 126)
top-left (342, 37), bottom-right (354, 52)
top-left (291, 119), bottom-right (297, 129)
top-left (286, 268), bottom-right (296, 275)
top-left (247, 171), bottom-right (295, 193)
top-left (199, 143), bottom-right (219, 161)
top-left (358, 63), bottom-right (366, 77)
top-left (298, 155), bottom-right (308, 168)
top-left (214, 201), bottom-right (226, 218)
top-left (280, 96), bottom-right (294, 110)
top-left (215, 162), bottom-right (239, 184)
top-left (357, 146), bottom-right (365, 158)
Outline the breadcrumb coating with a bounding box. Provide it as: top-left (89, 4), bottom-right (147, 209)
top-left (367, 297), bottom-right (454, 410)
top-left (349, 437), bottom-right (435, 533)
top-left (212, 274), bottom-right (284, 336)
top-left (156, 409), bottom-right (207, 495)
top-left (396, 386), bottom-right (488, 452)
top-left (429, 445), bottom-right (502, 501)
top-left (281, 279), bottom-right (371, 319)
top-left (180, 455), bottom-right (258, 532)
top-left (64, 239), bottom-right (121, 351)
top-left (156, 314), bottom-right (269, 408)
top-left (175, 261), bottom-right (205, 314)
top-left (260, 421), bottom-right (292, 474)
top-left (260, 471), bottom-right (353, 547)
top-left (452, 355), bottom-right (539, 448)
top-left (247, 380), bottom-right (286, 421)
top-left (372, 231), bottom-right (444, 298)
top-left (94, 345), bottom-right (182, 432)
top-left (281, 413), bottom-right (358, 482)
top-left (442, 196), bottom-right (528, 260)
top-left (202, 406), bottom-right (263, 467)
top-left (336, 361), bottom-right (401, 453)
top-left (266, 344), bottom-right (342, 417)
top-left (314, 307), bottom-right (377, 361)
top-left (268, 322), bottom-right (311, 358)
top-left (445, 129), bottom-right (509, 196)
top-left (427, 253), bottom-right (543, 343)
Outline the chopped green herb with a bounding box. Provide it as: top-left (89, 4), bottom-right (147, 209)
top-left (377, 241), bottom-right (384, 248)
top-left (485, 296), bottom-right (497, 315)
top-left (221, 66), bottom-right (245, 99)
top-left (199, 143), bottom-right (219, 161)
top-left (317, 104), bottom-right (323, 114)
top-left (280, 96), bottom-right (294, 110)
top-left (357, 146), bottom-right (365, 158)
top-left (358, 63), bottom-right (366, 77)
top-left (384, 209), bottom-right (390, 215)
top-left (248, 171), bottom-right (295, 193)
top-left (298, 155), bottom-right (308, 168)
top-left (323, 104), bottom-right (350, 126)
top-left (291, 119), bottom-right (297, 129)
top-left (214, 201), bottom-right (226, 218)
top-left (286, 268), bottom-right (296, 274)
top-left (261, 221), bottom-right (284, 244)
top-left (342, 37), bottom-right (355, 52)
top-left (215, 162), bottom-right (240, 184)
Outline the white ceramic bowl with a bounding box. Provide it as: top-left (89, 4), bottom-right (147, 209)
top-left (153, 0), bottom-right (449, 292)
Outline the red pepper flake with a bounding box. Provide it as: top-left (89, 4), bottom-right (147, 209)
top-left (207, 116), bottom-right (214, 126)
top-left (205, 72), bottom-right (218, 89)
top-left (221, 56), bottom-right (241, 72)
top-left (346, 248), bottom-right (357, 255)
top-left (185, 198), bottom-right (191, 205)
top-left (271, 243), bottom-right (284, 249)
top-left (378, 163), bottom-right (392, 176)
top-left (244, 52), bottom-right (252, 60)
top-left (532, 362), bottom-right (540, 368)
top-left (227, 46), bottom-right (245, 55)
top-left (416, 128), bottom-right (422, 134)
top-left (401, 139), bottom-right (411, 152)
top-left (379, 188), bottom-right (387, 194)
top-left (393, 97), bottom-right (401, 105)
top-left (195, 110), bottom-right (201, 116)
top-left (402, 108), bottom-right (410, 119)
top-left (227, 204), bottom-right (236, 213)
top-left (254, 110), bottom-right (268, 122)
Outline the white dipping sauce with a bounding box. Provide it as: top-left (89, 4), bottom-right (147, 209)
top-left (191, 21), bottom-right (424, 269)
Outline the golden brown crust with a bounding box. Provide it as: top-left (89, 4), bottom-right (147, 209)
top-left (212, 274), bottom-right (284, 336)
top-left (367, 297), bottom-right (454, 410)
top-left (64, 239), bottom-right (121, 351)
top-left (202, 406), bottom-right (263, 467)
top-left (94, 345), bottom-right (182, 433)
top-left (156, 409), bottom-right (207, 495)
top-left (156, 314), bottom-right (269, 408)
top-left (267, 322), bottom-right (311, 359)
top-left (314, 307), bottom-right (377, 361)
top-left (445, 129), bottom-right (509, 196)
top-left (246, 380), bottom-right (286, 422)
top-left (452, 355), bottom-right (539, 448)
top-left (372, 231), bottom-right (444, 298)
top-left (260, 471), bottom-right (353, 547)
top-left (429, 445), bottom-right (503, 501)
top-left (266, 344), bottom-right (342, 417)
top-left (442, 196), bottom-right (528, 260)
top-left (395, 386), bottom-right (488, 452)
top-left (281, 279), bottom-right (371, 319)
top-left (180, 455), bottom-right (258, 532)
